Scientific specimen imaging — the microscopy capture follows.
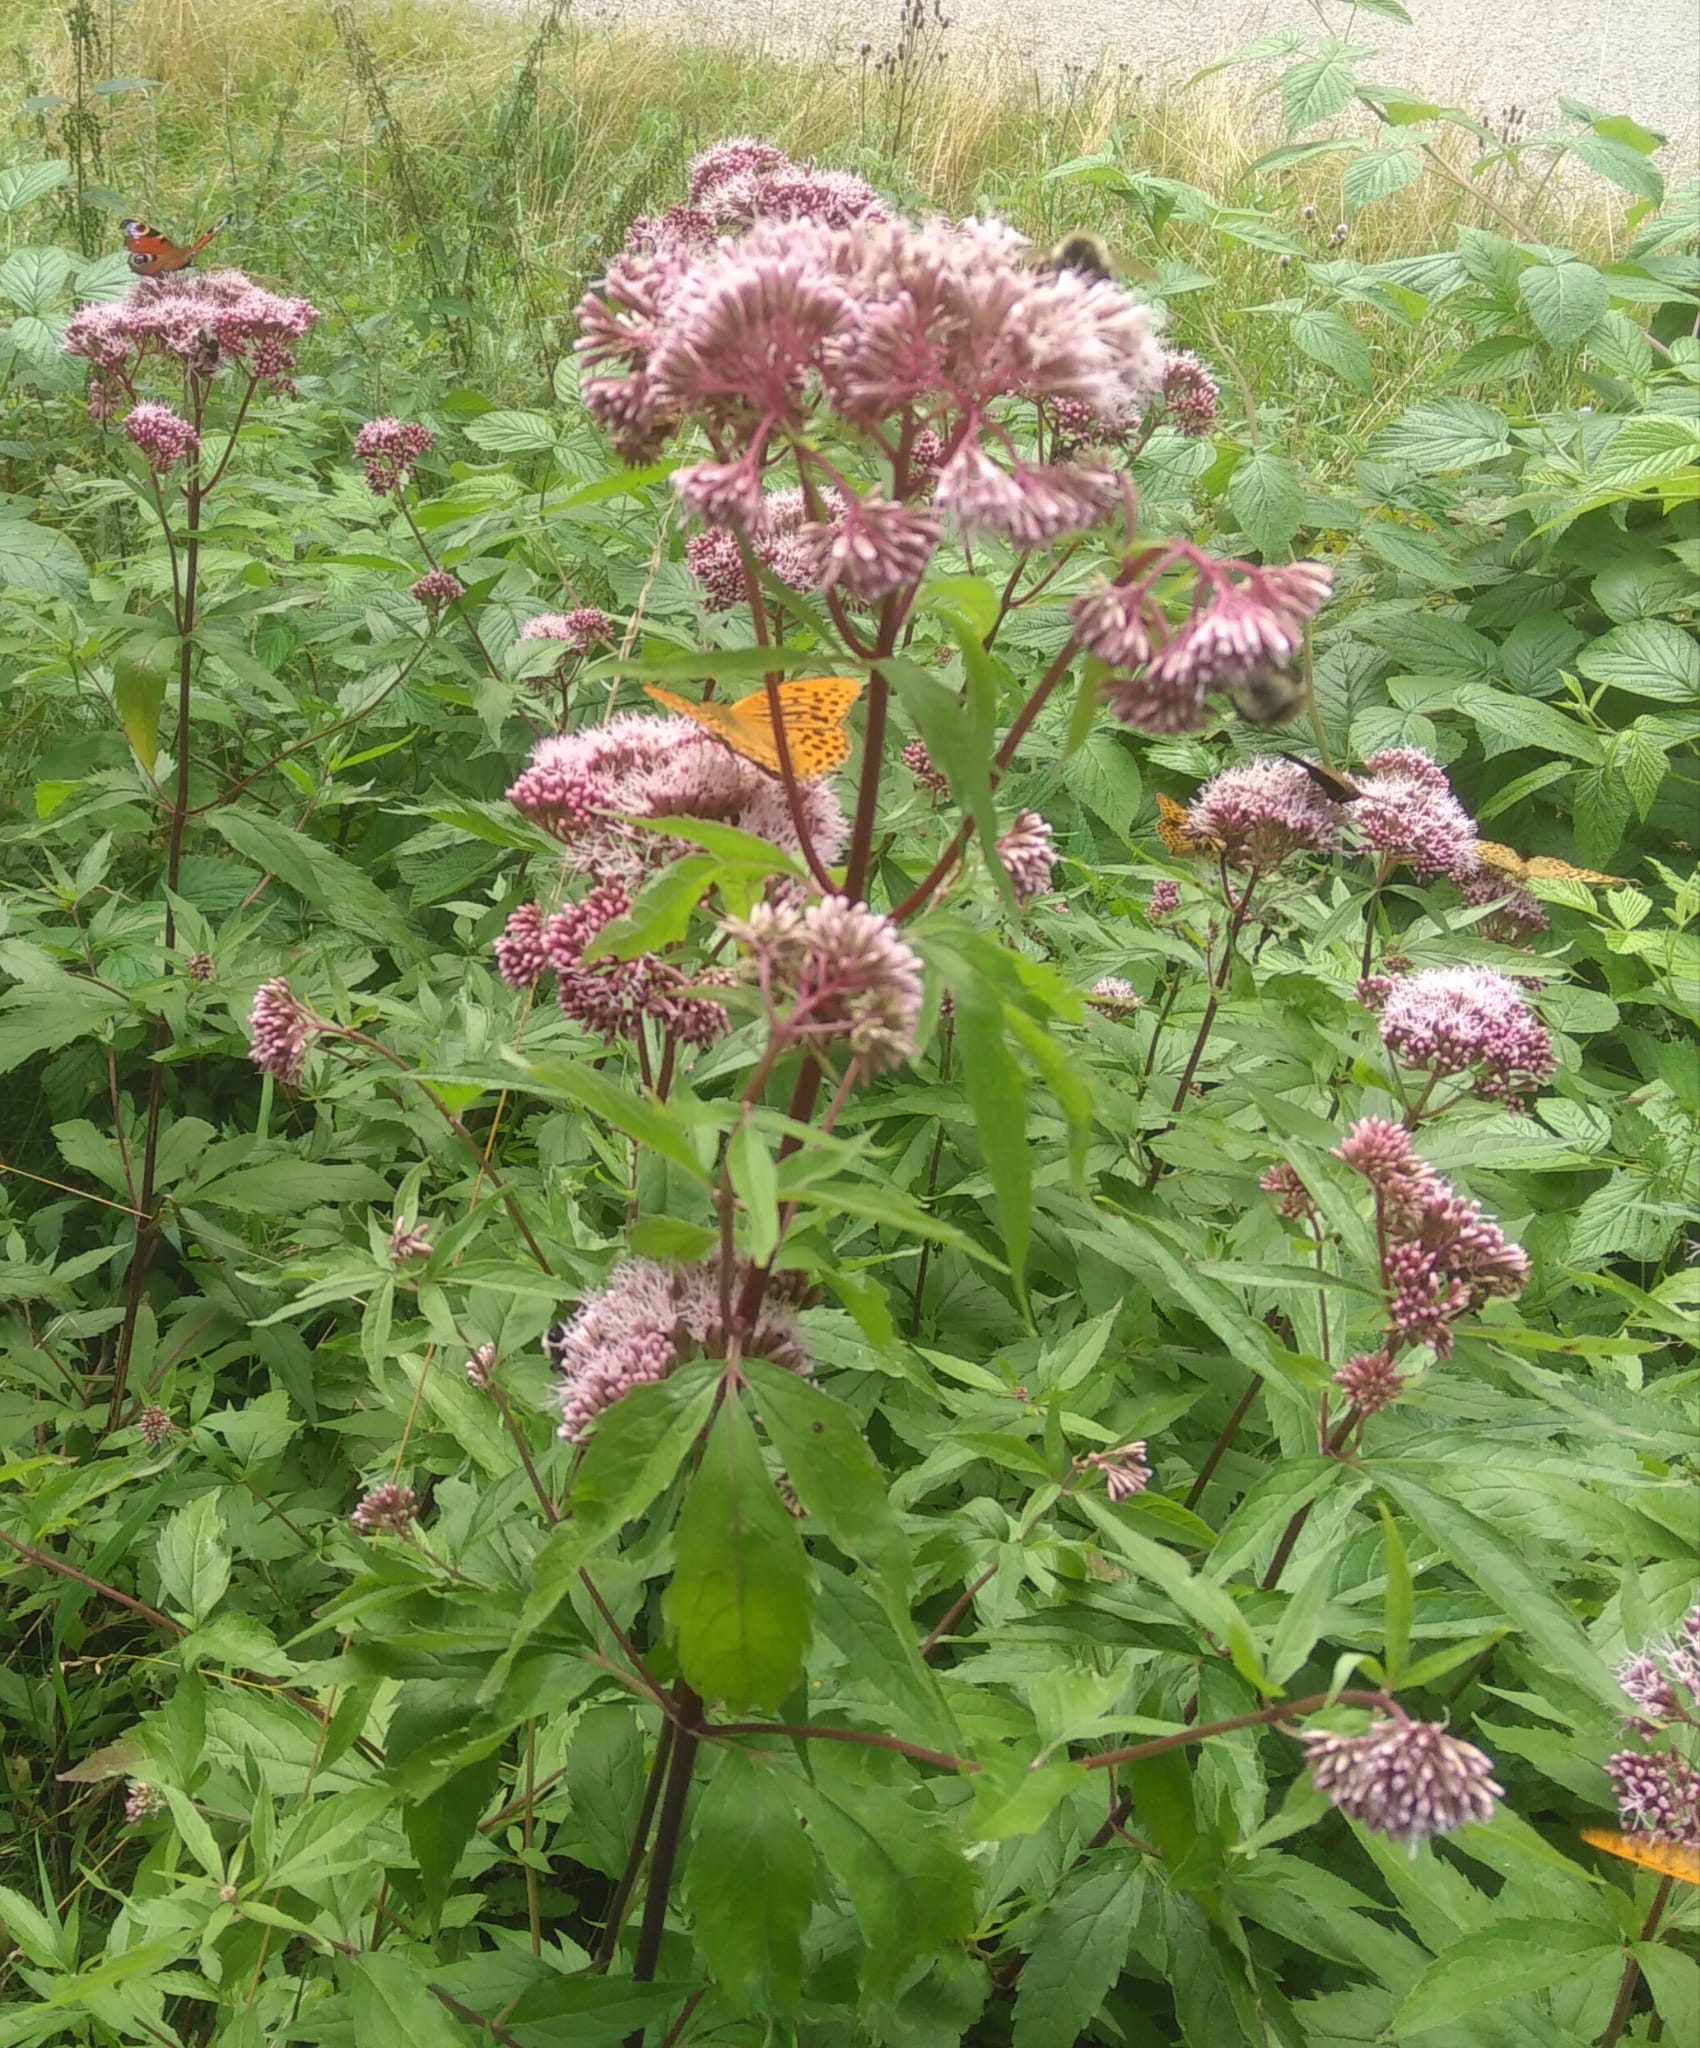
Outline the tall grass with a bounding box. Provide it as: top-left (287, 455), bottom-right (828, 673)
top-left (6, 0), bottom-right (1659, 437)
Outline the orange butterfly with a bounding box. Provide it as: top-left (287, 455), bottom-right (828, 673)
top-left (1155, 791), bottom-right (1220, 858)
top-left (1473, 840), bottom-right (1622, 888)
top-left (1581, 1828), bottom-right (1700, 1885)
top-left (121, 215), bottom-right (230, 275)
top-left (644, 676), bottom-right (862, 779)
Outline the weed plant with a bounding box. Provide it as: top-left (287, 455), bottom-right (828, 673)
top-left (0, 4), bottom-right (1696, 2045)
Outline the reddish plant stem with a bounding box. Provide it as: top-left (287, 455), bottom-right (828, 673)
top-left (890, 634), bottom-right (1081, 924)
top-left (708, 1687), bottom-right (1399, 1781)
top-left (1596, 1877), bottom-right (1674, 2048)
top-left (593, 1717), bottom-right (676, 1970)
top-left (627, 1684), bottom-right (704, 2023)
top-left (1184, 1379), bottom-right (1261, 1512)
top-left (109, 407), bottom-right (207, 1430)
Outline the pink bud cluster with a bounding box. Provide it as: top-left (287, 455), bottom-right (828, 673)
top-left (351, 1483), bottom-right (420, 1535)
top-left (724, 895), bottom-right (923, 1074)
top-left (494, 885), bottom-right (727, 1049)
top-left (505, 714), bottom-right (848, 880)
top-left (1075, 557), bottom-right (1334, 736)
top-left (1368, 965), bottom-right (1555, 1108)
top-left (354, 416), bottom-right (434, 495)
top-left (1082, 1440), bottom-right (1152, 1502)
top-left (995, 810), bottom-right (1058, 904)
top-left (902, 739), bottom-right (948, 794)
top-left (1335, 1117), bottom-right (1529, 1364)
top-left (64, 270), bottom-right (318, 390)
top-left (546, 1256), bottom-right (814, 1440)
top-left (1184, 753), bottom-right (1344, 870)
top-left (411, 569), bottom-right (464, 611)
top-left (1604, 1603), bottom-right (1700, 1848)
top-left (123, 401), bottom-right (199, 474)
top-left (247, 978), bottom-right (316, 1086)
top-left (517, 607), bottom-right (613, 653)
top-left (1301, 1714), bottom-right (1502, 1845)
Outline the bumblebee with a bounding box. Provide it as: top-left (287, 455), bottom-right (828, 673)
top-left (1039, 230), bottom-right (1114, 282)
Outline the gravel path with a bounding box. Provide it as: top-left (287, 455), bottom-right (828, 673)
top-left (572, 0), bottom-right (1700, 160)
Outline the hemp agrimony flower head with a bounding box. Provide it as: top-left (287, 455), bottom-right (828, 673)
top-left (1370, 965), bottom-right (1556, 1109)
top-left (724, 896), bottom-right (924, 1075)
top-left (1087, 975), bottom-right (1141, 1014)
top-left (1300, 1714), bottom-right (1502, 1847)
top-left (1185, 754), bottom-right (1344, 870)
top-left (1606, 1747), bottom-right (1700, 1849)
top-left (518, 606), bottom-right (613, 653)
top-left (1454, 857), bottom-right (1549, 948)
top-left (1349, 748), bottom-right (1479, 880)
top-left (411, 569), bottom-right (464, 612)
top-left (1604, 1605), bottom-right (1700, 1848)
top-left (1158, 350), bottom-right (1221, 437)
top-left (1082, 1440), bottom-right (1152, 1503)
top-left (547, 1257), bottom-right (814, 1441)
top-left (64, 269), bottom-right (318, 387)
top-left (123, 401), bottom-right (199, 474)
top-left (354, 416), bottom-right (434, 495)
top-left (995, 810), bottom-right (1058, 905)
top-left (1334, 1118), bottom-right (1529, 1360)
top-left (248, 978), bottom-right (316, 1086)
top-left (506, 716), bottom-right (848, 880)
top-left (351, 1483), bottom-right (420, 1535)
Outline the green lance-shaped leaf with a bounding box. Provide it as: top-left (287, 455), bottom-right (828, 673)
top-left (946, 956), bottom-right (1032, 1309)
top-left (684, 1748), bottom-right (818, 2012)
top-left (477, 1362), bottom-right (718, 1703)
top-left (791, 1774), bottom-right (978, 2017)
top-left (154, 1491), bottom-right (231, 1626)
top-left (113, 636), bottom-right (173, 771)
top-left (663, 1387), bottom-right (813, 1712)
top-left (1013, 1860), bottom-right (1145, 2048)
top-left (743, 1357), bottom-right (910, 1598)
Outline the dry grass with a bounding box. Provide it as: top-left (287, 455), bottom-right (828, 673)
top-left (7, 0), bottom-right (1665, 426)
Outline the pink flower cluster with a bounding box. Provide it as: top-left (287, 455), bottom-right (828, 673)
top-left (518, 607), bottom-right (613, 653)
top-left (576, 187), bottom-right (1162, 564)
top-left (248, 978), bottom-right (316, 1086)
top-left (354, 416), bottom-right (434, 495)
top-left (1335, 1117), bottom-right (1529, 1362)
top-left (546, 1256), bottom-right (814, 1440)
top-left (1259, 1162), bottom-right (1316, 1223)
top-left (1301, 1714), bottom-right (1502, 1845)
top-left (1082, 1440), bottom-right (1151, 1502)
top-left (505, 714), bottom-right (848, 879)
top-left (64, 270), bottom-right (318, 390)
top-left (684, 485), bottom-right (845, 610)
top-left (995, 810), bottom-right (1057, 904)
top-left (725, 895), bottom-right (923, 1074)
top-left (902, 738), bottom-right (948, 794)
top-left (351, 1483), bottom-right (420, 1535)
top-left (494, 885), bottom-right (727, 1049)
top-left (411, 569), bottom-right (464, 611)
top-left (625, 137), bottom-right (889, 259)
top-left (1605, 1603), bottom-right (1700, 1850)
top-left (1159, 351), bottom-right (1220, 437)
top-left (1369, 965), bottom-right (1555, 1108)
top-left (1350, 748), bottom-right (1478, 880)
top-left (123, 402), bottom-right (199, 474)
top-left (1185, 753), bottom-right (1344, 870)
top-left (1077, 558), bottom-right (1334, 735)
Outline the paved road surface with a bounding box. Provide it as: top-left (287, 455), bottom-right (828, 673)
top-left (569, 0), bottom-right (1700, 160)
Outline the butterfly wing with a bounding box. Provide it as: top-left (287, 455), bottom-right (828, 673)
top-left (1156, 792), bottom-right (1218, 858)
top-left (121, 215), bottom-right (227, 274)
top-left (750, 675), bottom-right (862, 778)
top-left (1474, 840), bottom-right (1621, 888)
top-left (1278, 752), bottom-right (1365, 803)
top-left (647, 675), bottom-right (860, 778)
top-left (1581, 1828), bottom-right (1700, 1885)
top-left (1522, 856), bottom-right (1623, 886)
top-left (1473, 841), bottom-right (1529, 882)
